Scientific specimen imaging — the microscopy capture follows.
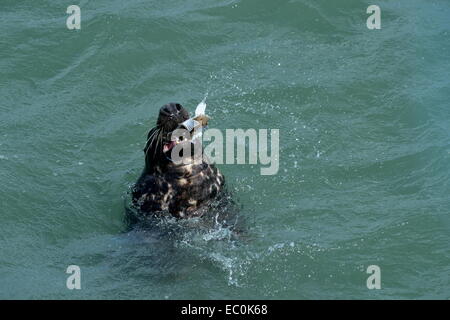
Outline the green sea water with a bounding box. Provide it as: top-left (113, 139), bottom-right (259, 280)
top-left (1, 0), bottom-right (449, 299)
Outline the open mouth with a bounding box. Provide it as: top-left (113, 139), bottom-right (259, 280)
top-left (163, 135), bottom-right (192, 154)
top-left (163, 140), bottom-right (177, 153)
top-left (163, 133), bottom-right (198, 156)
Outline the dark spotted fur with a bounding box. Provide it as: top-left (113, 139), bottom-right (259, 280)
top-left (131, 103), bottom-right (225, 219)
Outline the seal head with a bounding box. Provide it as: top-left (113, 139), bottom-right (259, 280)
top-left (143, 103), bottom-right (190, 174)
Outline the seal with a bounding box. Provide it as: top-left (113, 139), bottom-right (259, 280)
top-left (130, 102), bottom-right (225, 219)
